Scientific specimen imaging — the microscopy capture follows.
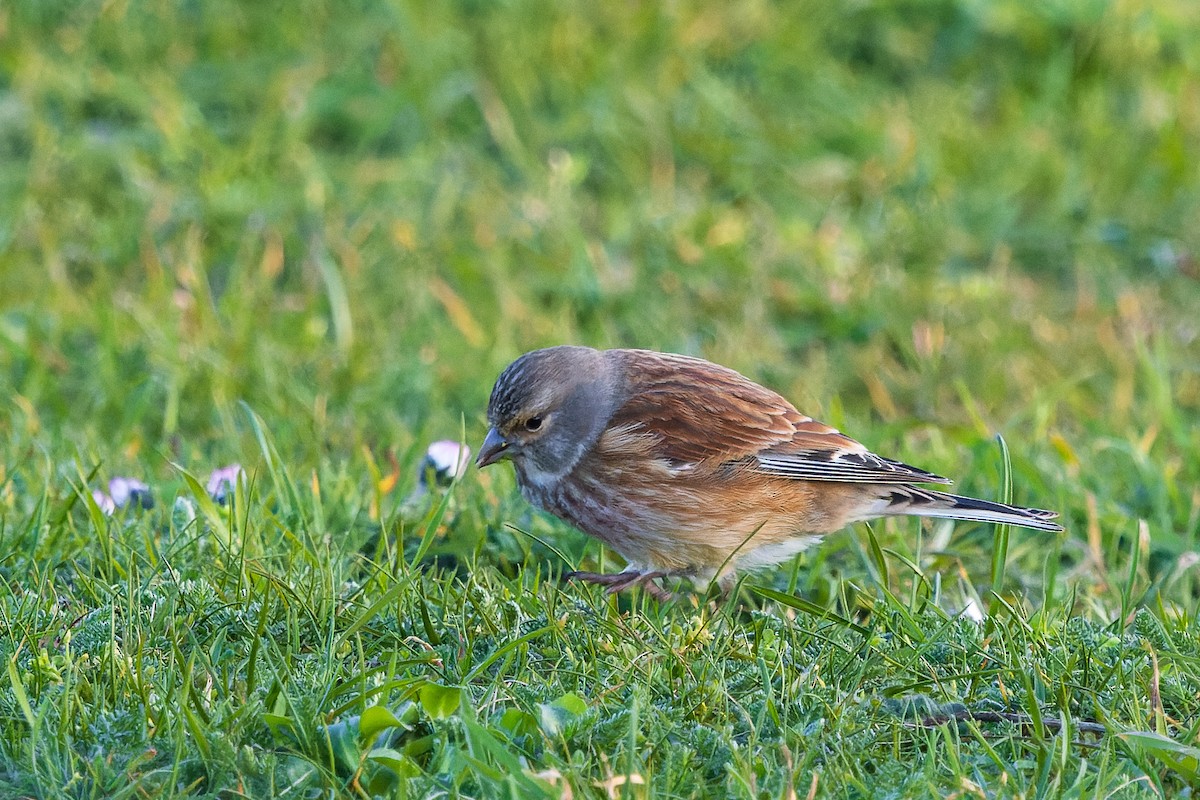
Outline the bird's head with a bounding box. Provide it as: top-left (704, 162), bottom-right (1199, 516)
top-left (476, 346), bottom-right (621, 481)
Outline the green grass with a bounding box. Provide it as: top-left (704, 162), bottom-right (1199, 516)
top-left (2, 0), bottom-right (1200, 796)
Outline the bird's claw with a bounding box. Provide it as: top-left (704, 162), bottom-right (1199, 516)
top-left (565, 569), bottom-right (675, 601)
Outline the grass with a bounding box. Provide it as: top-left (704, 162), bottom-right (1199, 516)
top-left (2, 0), bottom-right (1200, 796)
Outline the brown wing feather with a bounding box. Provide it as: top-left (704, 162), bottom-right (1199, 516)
top-left (608, 350), bottom-right (801, 463)
top-left (607, 349), bottom-right (951, 485)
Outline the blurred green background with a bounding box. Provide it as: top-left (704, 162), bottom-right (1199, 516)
top-left (4, 0), bottom-right (1200, 585)
top-left (3, 1), bottom-right (1200, 796)
top-left (1, 0), bottom-right (1199, 597)
top-left (2, 0), bottom-right (1196, 452)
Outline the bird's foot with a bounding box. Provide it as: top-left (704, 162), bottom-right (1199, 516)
top-left (565, 570), bottom-right (675, 601)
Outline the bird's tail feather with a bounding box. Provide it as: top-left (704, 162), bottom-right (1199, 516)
top-left (872, 486), bottom-right (1064, 532)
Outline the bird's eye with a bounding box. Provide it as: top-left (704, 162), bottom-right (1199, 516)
top-left (524, 416), bottom-right (544, 432)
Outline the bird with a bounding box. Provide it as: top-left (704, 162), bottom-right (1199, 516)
top-left (476, 346), bottom-right (1062, 599)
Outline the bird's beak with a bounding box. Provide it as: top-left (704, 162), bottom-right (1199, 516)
top-left (476, 427), bottom-right (510, 469)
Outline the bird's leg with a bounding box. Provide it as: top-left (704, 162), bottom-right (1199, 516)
top-left (635, 573), bottom-right (677, 602)
top-left (565, 570), bottom-right (675, 601)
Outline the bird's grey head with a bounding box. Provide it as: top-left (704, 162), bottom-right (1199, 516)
top-left (476, 346), bottom-right (621, 482)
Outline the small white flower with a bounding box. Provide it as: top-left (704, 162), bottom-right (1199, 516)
top-left (207, 464), bottom-right (245, 504)
top-left (960, 598), bottom-right (985, 625)
top-left (108, 477), bottom-right (153, 510)
top-left (92, 490), bottom-right (116, 516)
top-left (419, 441), bottom-right (471, 489)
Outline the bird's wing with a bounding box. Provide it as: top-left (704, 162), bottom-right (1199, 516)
top-left (607, 349), bottom-right (951, 485)
top-left (755, 445), bottom-right (952, 484)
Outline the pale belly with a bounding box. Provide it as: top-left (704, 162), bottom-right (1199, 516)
top-left (514, 459), bottom-right (844, 575)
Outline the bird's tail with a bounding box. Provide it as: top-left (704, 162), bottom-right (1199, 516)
top-left (868, 486), bottom-right (1063, 532)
